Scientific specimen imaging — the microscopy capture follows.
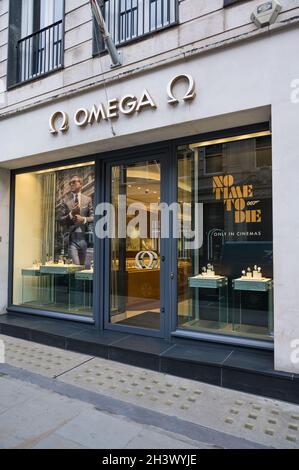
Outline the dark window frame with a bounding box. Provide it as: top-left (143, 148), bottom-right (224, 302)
top-left (7, 0), bottom-right (65, 90)
top-left (223, 0), bottom-right (251, 7)
top-left (93, 0), bottom-right (179, 57)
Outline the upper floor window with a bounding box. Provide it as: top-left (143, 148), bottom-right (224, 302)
top-left (8, 0), bottom-right (64, 88)
top-left (93, 0), bottom-right (179, 55)
top-left (223, 0), bottom-right (248, 6)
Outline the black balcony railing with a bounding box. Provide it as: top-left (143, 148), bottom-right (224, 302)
top-left (17, 20), bottom-right (63, 84)
top-left (94, 0), bottom-right (178, 53)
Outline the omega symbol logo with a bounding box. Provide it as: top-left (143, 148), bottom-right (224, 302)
top-left (49, 73), bottom-right (196, 134)
top-left (167, 74), bottom-right (196, 105)
top-left (49, 111), bottom-right (69, 134)
top-left (135, 251), bottom-right (159, 270)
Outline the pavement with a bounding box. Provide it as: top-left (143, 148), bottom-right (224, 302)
top-left (0, 334), bottom-right (299, 449)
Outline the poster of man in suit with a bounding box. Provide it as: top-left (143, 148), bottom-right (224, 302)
top-left (56, 167), bottom-right (94, 266)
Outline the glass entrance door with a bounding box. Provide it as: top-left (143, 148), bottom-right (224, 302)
top-left (107, 158), bottom-right (164, 334)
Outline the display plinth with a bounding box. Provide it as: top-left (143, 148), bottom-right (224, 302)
top-left (21, 268), bottom-right (43, 277)
top-left (232, 277), bottom-right (274, 335)
top-left (21, 267), bottom-right (49, 304)
top-left (75, 270), bottom-right (94, 281)
top-left (75, 270), bottom-right (93, 309)
top-left (189, 275), bottom-right (228, 289)
top-left (188, 274), bottom-right (228, 326)
top-left (40, 265), bottom-right (84, 275)
top-left (233, 277), bottom-right (272, 292)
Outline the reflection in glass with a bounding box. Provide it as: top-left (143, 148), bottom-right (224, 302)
top-left (177, 133), bottom-right (273, 340)
top-left (13, 162), bottom-right (95, 316)
top-left (110, 160), bottom-right (161, 330)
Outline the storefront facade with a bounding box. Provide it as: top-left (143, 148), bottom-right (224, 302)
top-left (10, 123), bottom-right (273, 342)
top-left (1, 0), bottom-right (299, 377)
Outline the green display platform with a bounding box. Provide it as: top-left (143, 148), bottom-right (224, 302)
top-left (188, 275), bottom-right (228, 326)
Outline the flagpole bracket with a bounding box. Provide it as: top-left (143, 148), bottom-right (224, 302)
top-left (110, 50), bottom-right (123, 68)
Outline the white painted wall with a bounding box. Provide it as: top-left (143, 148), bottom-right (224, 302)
top-left (0, 0), bottom-right (298, 116)
top-left (272, 97), bottom-right (299, 374)
top-left (0, 27), bottom-right (297, 167)
top-left (13, 173), bottom-right (42, 305)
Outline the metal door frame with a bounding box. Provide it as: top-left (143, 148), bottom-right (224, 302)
top-left (101, 144), bottom-right (174, 338)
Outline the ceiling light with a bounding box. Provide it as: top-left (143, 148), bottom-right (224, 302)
top-left (189, 131), bottom-right (271, 150)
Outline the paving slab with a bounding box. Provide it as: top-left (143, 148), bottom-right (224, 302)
top-left (1, 334), bottom-right (299, 449)
top-left (0, 334), bottom-right (92, 378)
top-left (0, 375), bottom-right (208, 449)
top-left (58, 355), bottom-right (299, 449)
top-left (31, 433), bottom-right (88, 449)
top-left (0, 377), bottom-right (87, 449)
top-left (56, 407), bottom-right (143, 449)
top-left (123, 429), bottom-right (217, 449)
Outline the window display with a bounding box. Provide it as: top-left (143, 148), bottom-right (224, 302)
top-left (177, 132), bottom-right (273, 340)
top-left (109, 160), bottom-right (161, 330)
top-left (13, 161), bottom-right (95, 316)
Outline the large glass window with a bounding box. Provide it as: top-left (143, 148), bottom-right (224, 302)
top-left (177, 131), bottom-right (273, 341)
top-left (13, 161), bottom-right (95, 317)
top-left (110, 160), bottom-right (161, 330)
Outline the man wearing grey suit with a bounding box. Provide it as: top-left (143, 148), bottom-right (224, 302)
top-left (59, 175), bottom-right (94, 266)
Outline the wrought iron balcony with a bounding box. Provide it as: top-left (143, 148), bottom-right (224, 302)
top-left (94, 0), bottom-right (179, 53)
top-left (17, 20), bottom-right (63, 84)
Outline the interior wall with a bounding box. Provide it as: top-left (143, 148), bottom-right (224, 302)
top-left (13, 172), bottom-right (42, 304)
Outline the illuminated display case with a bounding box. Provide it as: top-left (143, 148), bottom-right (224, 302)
top-left (232, 276), bottom-right (274, 336)
top-left (188, 273), bottom-right (229, 329)
top-left (21, 264), bottom-right (94, 313)
top-left (14, 161), bottom-right (95, 317)
top-left (177, 132), bottom-right (273, 341)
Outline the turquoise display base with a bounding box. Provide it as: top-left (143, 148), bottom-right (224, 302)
top-left (40, 265), bottom-right (84, 275)
top-left (75, 271), bottom-right (94, 281)
top-left (21, 268), bottom-right (42, 277)
top-left (189, 276), bottom-right (228, 289)
top-left (233, 278), bottom-right (272, 292)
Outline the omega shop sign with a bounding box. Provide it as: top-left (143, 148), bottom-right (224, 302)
top-left (49, 74), bottom-right (196, 134)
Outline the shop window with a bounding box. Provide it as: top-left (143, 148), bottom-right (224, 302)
top-left (13, 161), bottom-right (95, 317)
top-left (109, 160), bottom-right (161, 330)
top-left (177, 131), bottom-right (273, 341)
top-left (93, 0), bottom-right (178, 55)
top-left (223, 0), bottom-right (249, 6)
top-left (7, 0), bottom-right (64, 88)
top-left (256, 135), bottom-right (272, 168)
top-left (204, 144), bottom-right (223, 175)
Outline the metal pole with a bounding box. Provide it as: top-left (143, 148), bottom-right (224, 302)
top-left (90, 0), bottom-right (122, 67)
